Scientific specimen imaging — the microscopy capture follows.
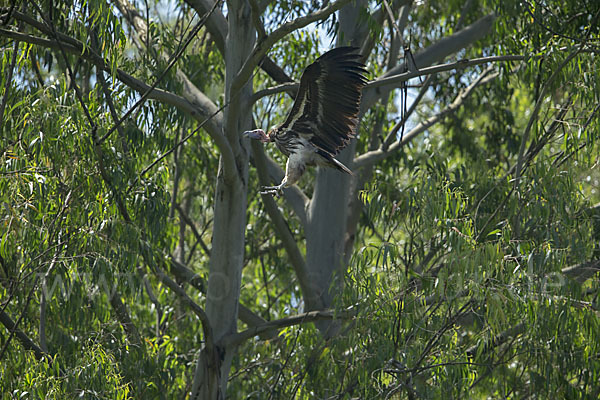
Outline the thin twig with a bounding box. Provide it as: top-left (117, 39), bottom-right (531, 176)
top-left (382, 74), bottom-right (434, 149)
top-left (513, 45), bottom-right (584, 187)
top-left (354, 70), bottom-right (498, 169)
top-left (175, 202), bottom-right (211, 257)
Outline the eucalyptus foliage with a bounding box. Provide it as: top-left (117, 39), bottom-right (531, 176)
top-left (1, 0), bottom-right (599, 398)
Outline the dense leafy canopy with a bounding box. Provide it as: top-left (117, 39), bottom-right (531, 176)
top-left (1, 0), bottom-right (599, 398)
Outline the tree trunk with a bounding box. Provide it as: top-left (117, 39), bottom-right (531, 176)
top-left (191, 1), bottom-right (254, 398)
top-left (303, 1), bottom-right (367, 336)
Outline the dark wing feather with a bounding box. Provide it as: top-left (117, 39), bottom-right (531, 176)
top-left (279, 47), bottom-right (367, 156)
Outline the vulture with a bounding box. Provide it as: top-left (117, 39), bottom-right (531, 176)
top-left (244, 47), bottom-right (368, 196)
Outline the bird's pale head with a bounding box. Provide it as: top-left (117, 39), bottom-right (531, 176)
top-left (243, 128), bottom-right (270, 143)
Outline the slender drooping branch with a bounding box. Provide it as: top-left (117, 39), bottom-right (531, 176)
top-left (0, 28), bottom-right (230, 159)
top-left (0, 38), bottom-right (18, 132)
top-left (109, 0), bottom-right (224, 143)
top-left (183, 0), bottom-right (227, 53)
top-left (513, 45), bottom-right (583, 186)
top-left (175, 203), bottom-right (211, 258)
top-left (3, 4), bottom-right (225, 140)
top-left (382, 74), bottom-right (434, 150)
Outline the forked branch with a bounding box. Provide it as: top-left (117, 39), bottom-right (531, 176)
top-left (231, 0), bottom-right (351, 93)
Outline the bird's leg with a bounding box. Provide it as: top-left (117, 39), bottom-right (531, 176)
top-left (260, 176), bottom-right (287, 197)
top-left (260, 158), bottom-right (303, 197)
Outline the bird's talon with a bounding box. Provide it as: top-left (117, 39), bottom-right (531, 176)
top-left (260, 186), bottom-right (282, 197)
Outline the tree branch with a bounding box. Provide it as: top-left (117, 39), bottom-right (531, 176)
top-left (183, 0), bottom-right (294, 86)
top-left (184, 0), bottom-right (227, 53)
top-left (231, 0), bottom-right (351, 93)
top-left (111, 0), bottom-right (226, 144)
top-left (513, 45), bottom-right (584, 186)
top-left (0, 28), bottom-right (232, 163)
top-left (175, 202), bottom-right (211, 258)
top-left (249, 0), bottom-right (266, 40)
top-left (250, 82), bottom-right (298, 104)
top-left (109, 291), bottom-right (143, 346)
top-left (221, 308), bottom-right (357, 348)
top-left (354, 70), bottom-right (498, 168)
top-left (0, 36), bottom-right (17, 133)
top-left (364, 55), bottom-right (523, 92)
top-left (168, 256), bottom-right (275, 338)
top-left (361, 14), bottom-right (500, 110)
top-left (466, 322), bottom-right (525, 359)
top-left (250, 141), bottom-right (316, 305)
top-left (153, 266), bottom-right (215, 349)
top-left (562, 259), bottom-right (600, 284)
top-left (382, 74), bottom-right (434, 150)
top-left (0, 308), bottom-right (48, 361)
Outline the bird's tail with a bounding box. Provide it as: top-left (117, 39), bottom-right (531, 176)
top-left (330, 158), bottom-right (353, 175)
top-left (316, 148), bottom-right (354, 175)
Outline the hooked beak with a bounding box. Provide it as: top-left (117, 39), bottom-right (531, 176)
top-left (243, 129), bottom-right (269, 143)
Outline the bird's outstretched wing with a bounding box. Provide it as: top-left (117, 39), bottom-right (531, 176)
top-left (280, 47), bottom-right (368, 156)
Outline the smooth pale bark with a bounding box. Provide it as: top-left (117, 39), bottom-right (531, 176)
top-left (191, 1), bottom-right (255, 398)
